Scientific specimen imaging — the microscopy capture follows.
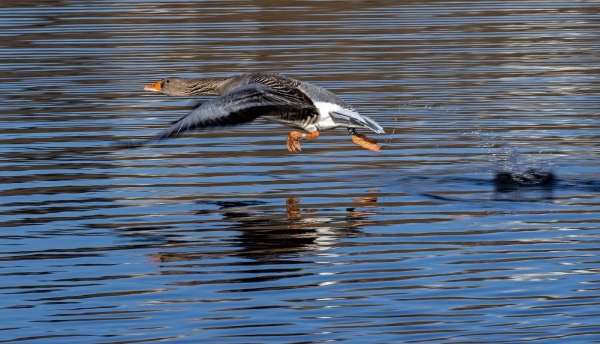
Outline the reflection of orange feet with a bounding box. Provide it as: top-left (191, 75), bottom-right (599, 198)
top-left (351, 134), bottom-right (380, 152)
top-left (146, 253), bottom-right (162, 263)
top-left (286, 130), bottom-right (320, 152)
top-left (353, 196), bottom-right (378, 204)
top-left (286, 198), bottom-right (301, 220)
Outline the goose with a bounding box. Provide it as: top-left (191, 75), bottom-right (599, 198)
top-left (138, 72), bottom-right (385, 152)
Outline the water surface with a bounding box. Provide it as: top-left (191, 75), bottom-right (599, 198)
top-left (1, 1), bottom-right (599, 343)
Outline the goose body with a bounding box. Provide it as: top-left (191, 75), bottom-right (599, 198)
top-left (139, 72), bottom-right (384, 152)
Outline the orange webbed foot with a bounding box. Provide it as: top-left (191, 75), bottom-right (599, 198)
top-left (286, 130), bottom-right (319, 152)
top-left (286, 136), bottom-right (302, 152)
top-left (286, 131), bottom-right (303, 152)
top-left (351, 134), bottom-right (381, 153)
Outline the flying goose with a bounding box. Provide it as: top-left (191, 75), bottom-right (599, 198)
top-left (139, 72), bottom-right (385, 152)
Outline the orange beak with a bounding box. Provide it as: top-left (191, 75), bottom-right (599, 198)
top-left (144, 81), bottom-right (162, 93)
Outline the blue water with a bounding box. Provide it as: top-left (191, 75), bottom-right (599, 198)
top-left (1, 1), bottom-right (599, 343)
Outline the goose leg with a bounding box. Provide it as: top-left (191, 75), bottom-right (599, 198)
top-left (348, 128), bottom-right (381, 153)
top-left (286, 130), bottom-right (320, 152)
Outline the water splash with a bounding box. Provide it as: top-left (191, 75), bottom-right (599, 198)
top-left (492, 144), bottom-right (555, 190)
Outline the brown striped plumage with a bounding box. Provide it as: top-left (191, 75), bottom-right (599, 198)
top-left (137, 72), bottom-right (384, 152)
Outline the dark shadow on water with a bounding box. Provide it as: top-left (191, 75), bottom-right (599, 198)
top-left (492, 144), bottom-right (555, 202)
top-left (402, 142), bottom-right (560, 204)
top-left (494, 169), bottom-right (555, 203)
top-left (413, 173), bottom-right (556, 203)
top-left (494, 170), bottom-right (554, 190)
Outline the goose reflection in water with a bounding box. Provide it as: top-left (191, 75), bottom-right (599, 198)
top-left (144, 194), bottom-right (380, 264)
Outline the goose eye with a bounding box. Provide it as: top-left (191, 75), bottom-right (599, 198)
top-left (165, 79), bottom-right (170, 84)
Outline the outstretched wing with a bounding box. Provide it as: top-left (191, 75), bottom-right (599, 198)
top-left (122, 83), bottom-right (316, 147)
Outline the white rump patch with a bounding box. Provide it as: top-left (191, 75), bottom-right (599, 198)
top-left (314, 102), bottom-right (341, 129)
top-left (312, 101), bottom-right (384, 134)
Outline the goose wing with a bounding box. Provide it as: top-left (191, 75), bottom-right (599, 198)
top-left (124, 83), bottom-right (316, 146)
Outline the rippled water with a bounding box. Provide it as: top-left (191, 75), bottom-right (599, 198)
top-left (1, 1), bottom-right (599, 343)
